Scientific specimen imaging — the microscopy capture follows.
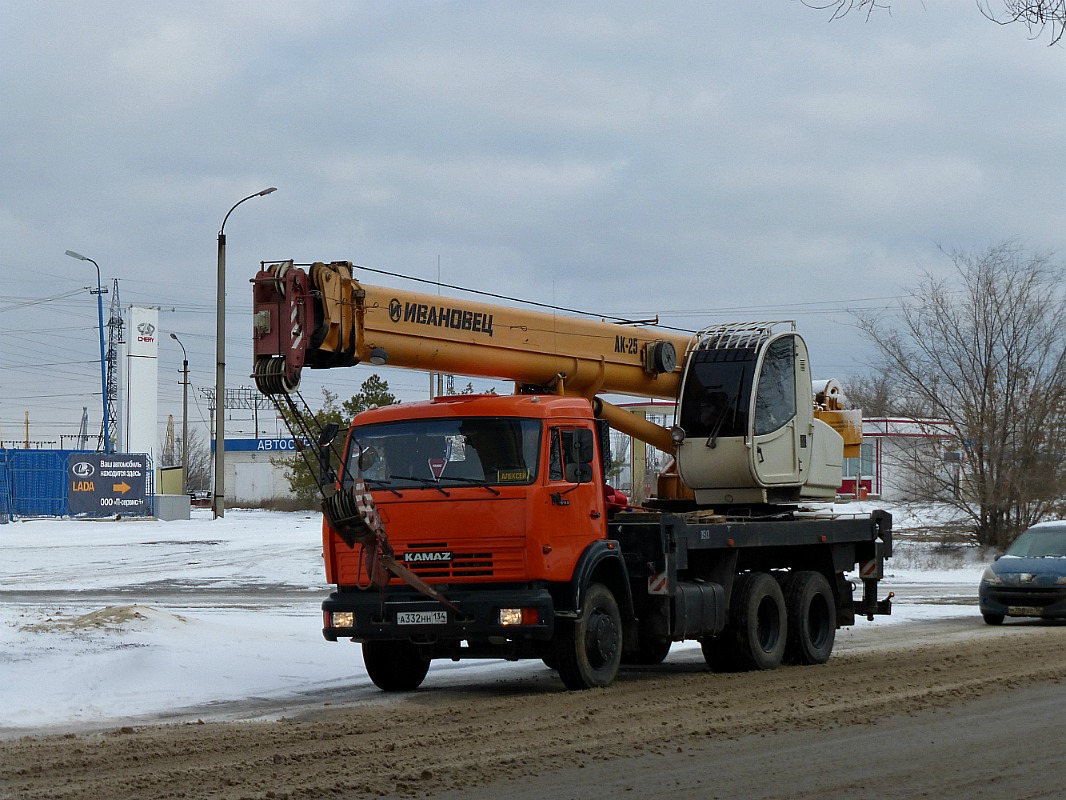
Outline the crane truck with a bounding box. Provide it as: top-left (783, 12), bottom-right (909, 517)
top-left (251, 260), bottom-right (892, 691)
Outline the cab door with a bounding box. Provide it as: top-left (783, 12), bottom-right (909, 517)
top-left (534, 425), bottom-right (604, 580)
top-left (750, 333), bottom-right (809, 486)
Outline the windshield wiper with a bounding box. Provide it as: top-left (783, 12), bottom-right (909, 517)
top-left (363, 479), bottom-right (403, 497)
top-left (389, 475), bottom-right (451, 496)
top-left (438, 476), bottom-right (502, 496)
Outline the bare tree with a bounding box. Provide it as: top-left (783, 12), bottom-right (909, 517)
top-left (858, 241), bottom-right (1066, 548)
top-left (802, 1), bottom-right (1066, 44)
top-left (981, 0), bottom-right (1066, 43)
top-left (842, 371), bottom-right (897, 418)
top-left (176, 429), bottom-right (212, 493)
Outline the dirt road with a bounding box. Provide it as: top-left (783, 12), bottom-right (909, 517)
top-left (2, 617), bottom-right (1064, 800)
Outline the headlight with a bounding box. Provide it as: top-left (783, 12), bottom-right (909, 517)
top-left (981, 567), bottom-right (1003, 586)
top-left (1056, 575), bottom-right (1066, 585)
top-left (330, 611), bottom-right (355, 628)
top-left (499, 608), bottom-right (523, 626)
top-left (498, 608), bottom-right (539, 626)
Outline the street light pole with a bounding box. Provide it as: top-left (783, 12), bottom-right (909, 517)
top-left (169, 333), bottom-right (189, 494)
top-left (65, 250), bottom-right (111, 454)
top-left (214, 187), bottom-right (277, 519)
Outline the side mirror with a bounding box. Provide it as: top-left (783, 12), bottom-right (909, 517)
top-left (318, 423), bottom-right (339, 447)
top-left (566, 429), bottom-right (595, 483)
top-left (317, 424), bottom-right (340, 488)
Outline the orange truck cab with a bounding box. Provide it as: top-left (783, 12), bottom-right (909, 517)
top-left (322, 393), bottom-right (637, 688)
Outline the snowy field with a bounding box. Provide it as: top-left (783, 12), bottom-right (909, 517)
top-left (0, 505), bottom-right (987, 734)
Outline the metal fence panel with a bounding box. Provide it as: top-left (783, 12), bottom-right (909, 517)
top-left (0, 450), bottom-right (155, 519)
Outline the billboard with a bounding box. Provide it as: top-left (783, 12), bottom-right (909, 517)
top-left (67, 453), bottom-right (151, 516)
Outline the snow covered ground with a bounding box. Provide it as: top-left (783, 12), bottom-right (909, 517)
top-left (0, 505), bottom-right (987, 734)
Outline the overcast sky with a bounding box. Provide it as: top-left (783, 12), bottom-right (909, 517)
top-left (1, 2), bottom-right (1063, 449)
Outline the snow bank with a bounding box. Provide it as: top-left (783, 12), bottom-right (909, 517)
top-left (0, 505), bottom-right (984, 733)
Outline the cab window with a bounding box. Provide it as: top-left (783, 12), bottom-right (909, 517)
top-left (549, 427), bottom-right (588, 482)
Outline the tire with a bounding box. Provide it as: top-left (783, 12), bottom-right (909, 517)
top-left (553, 583), bottom-right (623, 690)
top-left (727, 572), bottom-right (787, 671)
top-left (982, 612), bottom-right (1005, 625)
top-left (362, 640), bottom-right (431, 691)
top-left (782, 571), bottom-right (836, 665)
top-left (699, 634), bottom-right (743, 672)
top-left (622, 637), bottom-right (672, 666)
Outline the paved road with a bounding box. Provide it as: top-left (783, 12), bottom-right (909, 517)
top-left (3, 616), bottom-right (1064, 800)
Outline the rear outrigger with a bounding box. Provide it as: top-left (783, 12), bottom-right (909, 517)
top-left (252, 260), bottom-right (892, 690)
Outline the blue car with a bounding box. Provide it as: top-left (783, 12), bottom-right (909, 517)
top-left (979, 522), bottom-right (1066, 625)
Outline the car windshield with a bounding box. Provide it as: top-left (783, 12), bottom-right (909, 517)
top-left (342, 416), bottom-right (542, 490)
top-left (1004, 527), bottom-right (1066, 558)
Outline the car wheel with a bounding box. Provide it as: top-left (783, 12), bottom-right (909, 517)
top-left (982, 612), bottom-right (1005, 625)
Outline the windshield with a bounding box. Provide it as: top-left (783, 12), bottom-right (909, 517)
top-left (1004, 527), bottom-right (1066, 558)
top-left (342, 416), bottom-right (542, 490)
top-left (678, 346), bottom-right (757, 440)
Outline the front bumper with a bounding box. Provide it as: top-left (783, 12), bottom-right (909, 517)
top-left (322, 586), bottom-right (556, 643)
top-left (979, 584), bottom-right (1066, 619)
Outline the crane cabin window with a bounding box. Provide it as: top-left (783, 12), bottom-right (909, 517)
top-left (344, 417), bottom-right (541, 489)
top-left (752, 336), bottom-right (797, 435)
top-left (678, 346), bottom-right (758, 441)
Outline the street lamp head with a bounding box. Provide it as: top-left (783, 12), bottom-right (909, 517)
top-left (258, 187), bottom-right (277, 196)
top-left (170, 331), bottom-right (188, 360)
top-left (65, 249), bottom-right (88, 261)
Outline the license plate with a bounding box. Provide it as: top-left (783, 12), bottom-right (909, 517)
top-left (1008, 606), bottom-right (1042, 616)
top-left (397, 611), bottom-right (447, 625)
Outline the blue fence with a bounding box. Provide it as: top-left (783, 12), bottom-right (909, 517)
top-left (0, 449), bottom-right (156, 520)
top-left (0, 450), bottom-right (10, 523)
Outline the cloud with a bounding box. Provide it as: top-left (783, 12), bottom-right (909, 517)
top-left (1, 1), bottom-right (1063, 437)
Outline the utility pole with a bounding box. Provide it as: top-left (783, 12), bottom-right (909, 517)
top-left (214, 187), bottom-right (277, 518)
top-left (170, 333), bottom-right (190, 493)
top-left (65, 250), bottom-right (111, 453)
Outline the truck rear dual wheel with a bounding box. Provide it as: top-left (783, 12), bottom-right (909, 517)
top-left (554, 583), bottom-right (623, 690)
top-left (622, 637), bottom-right (672, 666)
top-left (702, 572), bottom-right (787, 672)
top-left (362, 640), bottom-right (431, 691)
top-left (781, 571), bottom-right (836, 665)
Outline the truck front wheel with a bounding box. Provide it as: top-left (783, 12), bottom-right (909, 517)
top-left (362, 640), bottom-right (431, 691)
top-left (554, 583), bottom-right (623, 690)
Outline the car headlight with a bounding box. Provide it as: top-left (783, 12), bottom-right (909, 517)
top-left (981, 567), bottom-right (1003, 586)
top-left (1056, 575), bottom-right (1066, 585)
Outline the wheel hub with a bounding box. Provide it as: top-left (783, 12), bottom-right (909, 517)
top-left (586, 610), bottom-right (620, 665)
